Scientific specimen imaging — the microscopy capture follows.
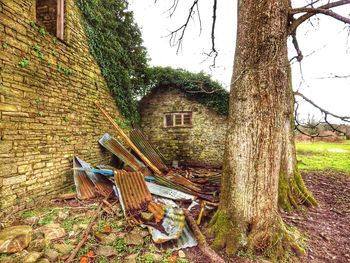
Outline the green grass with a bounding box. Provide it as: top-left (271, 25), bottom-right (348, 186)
top-left (296, 141), bottom-right (350, 175)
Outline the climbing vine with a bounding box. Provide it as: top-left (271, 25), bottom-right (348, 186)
top-left (143, 67), bottom-right (229, 116)
top-left (76, 0), bottom-right (148, 122)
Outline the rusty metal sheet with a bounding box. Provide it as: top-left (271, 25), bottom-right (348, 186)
top-left (130, 128), bottom-right (168, 171)
top-left (146, 182), bottom-right (195, 201)
top-left (174, 222), bottom-right (198, 250)
top-left (147, 205), bottom-right (186, 244)
top-left (114, 170), bottom-right (166, 225)
top-left (76, 157), bottom-right (115, 198)
top-left (147, 197), bottom-right (197, 248)
top-left (154, 174), bottom-right (218, 202)
top-left (73, 157), bottom-right (97, 200)
top-left (99, 133), bottom-right (152, 176)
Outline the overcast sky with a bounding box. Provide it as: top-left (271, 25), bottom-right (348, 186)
top-left (129, 0), bottom-right (350, 123)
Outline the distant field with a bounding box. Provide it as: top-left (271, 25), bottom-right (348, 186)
top-left (296, 141), bottom-right (350, 175)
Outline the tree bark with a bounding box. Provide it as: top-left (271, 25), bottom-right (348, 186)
top-left (210, 0), bottom-right (316, 259)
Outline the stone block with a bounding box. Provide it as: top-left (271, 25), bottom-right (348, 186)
top-left (18, 164), bottom-right (32, 173)
top-left (3, 175), bottom-right (26, 185)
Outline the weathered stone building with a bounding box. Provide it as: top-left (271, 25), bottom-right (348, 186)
top-left (140, 87), bottom-right (228, 167)
top-left (0, 0), bottom-right (121, 217)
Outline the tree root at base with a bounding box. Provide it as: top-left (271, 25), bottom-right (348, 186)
top-left (278, 169), bottom-right (318, 212)
top-left (209, 210), bottom-right (307, 262)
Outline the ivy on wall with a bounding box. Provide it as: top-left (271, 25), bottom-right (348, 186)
top-left (76, 0), bottom-right (148, 122)
top-left (143, 67), bottom-right (229, 116)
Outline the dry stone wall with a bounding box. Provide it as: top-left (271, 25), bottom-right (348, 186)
top-left (140, 88), bottom-right (227, 167)
top-left (0, 0), bottom-right (121, 217)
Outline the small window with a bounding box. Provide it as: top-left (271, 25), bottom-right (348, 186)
top-left (164, 112), bottom-right (192, 128)
top-left (36, 0), bottom-right (65, 40)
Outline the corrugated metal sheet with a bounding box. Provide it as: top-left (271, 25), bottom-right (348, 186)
top-left (114, 170), bottom-right (152, 211)
top-left (76, 157), bottom-right (115, 198)
top-left (99, 133), bottom-right (152, 176)
top-left (154, 174), bottom-right (218, 202)
top-left (147, 205), bottom-right (186, 244)
top-left (148, 197), bottom-right (197, 248)
top-left (130, 128), bottom-right (168, 171)
top-left (146, 182), bottom-right (195, 201)
top-left (174, 223), bottom-right (198, 250)
top-left (73, 157), bottom-right (97, 200)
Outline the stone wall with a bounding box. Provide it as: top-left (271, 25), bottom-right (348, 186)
top-left (140, 87), bottom-right (227, 167)
top-left (0, 0), bottom-right (122, 217)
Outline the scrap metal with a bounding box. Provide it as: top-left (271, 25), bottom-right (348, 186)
top-left (146, 182), bottom-right (195, 201)
top-left (74, 157), bottom-right (115, 198)
top-left (153, 174), bottom-right (219, 203)
top-left (147, 205), bottom-right (185, 244)
top-left (130, 128), bottom-right (168, 172)
top-left (95, 103), bottom-right (163, 176)
top-left (73, 157), bottom-right (97, 200)
top-left (114, 170), bottom-right (165, 225)
top-left (99, 133), bottom-right (152, 177)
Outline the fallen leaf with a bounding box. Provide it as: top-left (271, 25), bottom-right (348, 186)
top-left (103, 224), bottom-right (111, 233)
top-left (168, 255), bottom-right (177, 263)
top-left (86, 250), bottom-right (95, 257)
top-left (79, 256), bottom-right (88, 263)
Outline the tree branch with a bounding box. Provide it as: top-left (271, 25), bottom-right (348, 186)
top-left (294, 91), bottom-right (350, 122)
top-left (168, 0), bottom-right (200, 53)
top-left (289, 0), bottom-right (350, 34)
top-left (206, 0), bottom-right (218, 67)
top-left (290, 7), bottom-right (350, 24)
top-left (290, 31), bottom-right (304, 62)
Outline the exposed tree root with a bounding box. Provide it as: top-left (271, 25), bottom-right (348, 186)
top-left (209, 210), bottom-right (307, 262)
top-left (278, 169), bottom-right (318, 212)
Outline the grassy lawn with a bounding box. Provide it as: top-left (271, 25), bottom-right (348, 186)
top-left (296, 141), bottom-right (350, 175)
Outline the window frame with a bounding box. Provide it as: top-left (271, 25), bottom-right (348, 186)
top-left (163, 112), bottom-right (193, 128)
top-left (36, 0), bottom-right (65, 40)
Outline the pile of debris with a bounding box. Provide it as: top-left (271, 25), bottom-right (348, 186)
top-left (70, 105), bottom-right (223, 259)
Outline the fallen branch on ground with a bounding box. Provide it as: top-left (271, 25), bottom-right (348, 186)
top-left (184, 209), bottom-right (225, 263)
top-left (65, 202), bottom-right (103, 263)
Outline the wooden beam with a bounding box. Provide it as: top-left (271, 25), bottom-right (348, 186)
top-left (95, 103), bottom-right (163, 176)
top-left (56, 0), bottom-right (64, 40)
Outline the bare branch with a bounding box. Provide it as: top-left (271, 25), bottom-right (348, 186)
top-left (290, 7), bottom-right (350, 24)
top-left (208, 0), bottom-right (218, 67)
top-left (290, 31), bottom-right (304, 62)
top-left (302, 0), bottom-right (321, 8)
top-left (289, 0), bottom-right (350, 34)
top-left (168, 0), bottom-right (200, 53)
top-left (324, 113), bottom-right (347, 135)
top-left (294, 91), bottom-right (350, 122)
top-left (314, 73), bottom-right (350, 79)
top-left (167, 0), bottom-right (180, 17)
top-left (294, 102), bottom-right (332, 138)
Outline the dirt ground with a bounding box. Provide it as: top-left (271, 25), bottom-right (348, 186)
top-left (190, 172), bottom-right (350, 263)
top-left (282, 172), bottom-right (350, 263)
top-left (1, 171), bottom-right (349, 263)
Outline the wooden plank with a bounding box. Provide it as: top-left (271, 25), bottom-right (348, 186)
top-left (56, 0), bottom-right (64, 40)
top-left (95, 103), bottom-right (163, 176)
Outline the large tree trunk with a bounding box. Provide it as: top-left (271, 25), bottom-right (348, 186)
top-left (210, 0), bottom-right (316, 259)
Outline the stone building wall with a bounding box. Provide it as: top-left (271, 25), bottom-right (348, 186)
top-left (140, 87), bottom-right (227, 167)
top-left (0, 0), bottom-right (122, 217)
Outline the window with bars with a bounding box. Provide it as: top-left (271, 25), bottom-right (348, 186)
top-left (36, 0), bottom-right (65, 40)
top-left (164, 112), bottom-right (192, 128)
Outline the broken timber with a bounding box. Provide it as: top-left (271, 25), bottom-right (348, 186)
top-left (95, 103), bottom-right (163, 176)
